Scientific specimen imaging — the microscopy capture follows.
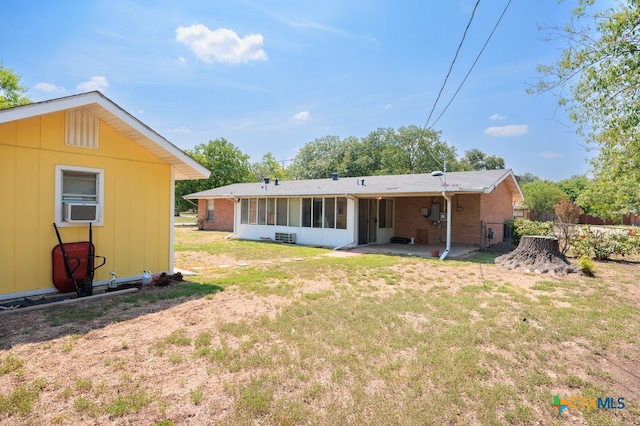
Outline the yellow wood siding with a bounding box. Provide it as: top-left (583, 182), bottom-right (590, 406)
top-left (0, 111), bottom-right (172, 297)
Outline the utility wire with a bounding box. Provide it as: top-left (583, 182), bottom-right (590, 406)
top-left (431, 0), bottom-right (512, 128)
top-left (421, 0), bottom-right (512, 168)
top-left (423, 0), bottom-right (481, 131)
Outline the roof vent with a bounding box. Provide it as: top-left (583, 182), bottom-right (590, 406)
top-left (361, 179), bottom-right (365, 186)
top-left (264, 177), bottom-right (270, 184)
top-left (331, 172), bottom-right (338, 181)
top-left (274, 178), bottom-right (279, 185)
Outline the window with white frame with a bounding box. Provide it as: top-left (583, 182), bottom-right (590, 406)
top-left (55, 165), bottom-right (104, 226)
top-left (238, 196), bottom-right (347, 229)
top-left (206, 199), bottom-right (214, 221)
top-left (276, 198), bottom-right (288, 226)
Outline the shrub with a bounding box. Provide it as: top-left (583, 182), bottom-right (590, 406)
top-left (578, 256), bottom-right (596, 276)
top-left (554, 199), bottom-right (583, 254)
top-left (510, 218), bottom-right (553, 246)
top-left (570, 226), bottom-right (640, 260)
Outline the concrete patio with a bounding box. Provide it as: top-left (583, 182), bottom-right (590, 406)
top-left (342, 243), bottom-right (481, 260)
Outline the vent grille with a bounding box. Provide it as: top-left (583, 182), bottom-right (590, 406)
top-left (66, 108), bottom-right (99, 149)
top-left (64, 203), bottom-right (99, 222)
top-left (275, 232), bottom-right (296, 244)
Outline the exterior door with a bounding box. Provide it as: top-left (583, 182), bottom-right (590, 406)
top-left (358, 199), bottom-right (377, 245)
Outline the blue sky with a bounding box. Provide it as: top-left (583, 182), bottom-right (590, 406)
top-left (2, 1), bottom-right (601, 181)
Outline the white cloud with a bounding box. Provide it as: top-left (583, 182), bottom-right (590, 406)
top-left (76, 76), bottom-right (109, 92)
top-left (489, 113), bottom-right (506, 120)
top-left (168, 126), bottom-right (192, 134)
top-left (483, 124), bottom-right (528, 137)
top-left (34, 82), bottom-right (66, 93)
top-left (176, 24), bottom-right (267, 64)
top-left (540, 151), bottom-right (561, 158)
top-left (293, 111), bottom-right (310, 121)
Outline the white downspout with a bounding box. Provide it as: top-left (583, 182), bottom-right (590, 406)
top-left (440, 191), bottom-right (452, 260)
top-left (334, 241), bottom-right (356, 251)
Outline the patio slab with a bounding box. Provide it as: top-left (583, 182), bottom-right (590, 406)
top-left (342, 243), bottom-right (480, 259)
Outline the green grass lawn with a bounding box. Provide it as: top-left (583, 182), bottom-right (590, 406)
top-left (0, 228), bottom-right (638, 425)
top-left (174, 213), bottom-right (197, 224)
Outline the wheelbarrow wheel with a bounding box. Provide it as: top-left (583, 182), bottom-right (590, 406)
top-left (79, 279), bottom-right (93, 297)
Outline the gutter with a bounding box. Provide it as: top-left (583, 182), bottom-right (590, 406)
top-left (182, 197), bottom-right (199, 209)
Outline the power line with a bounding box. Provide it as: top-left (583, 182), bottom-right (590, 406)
top-left (431, 0), bottom-right (513, 128)
top-left (423, 0), bottom-right (482, 131)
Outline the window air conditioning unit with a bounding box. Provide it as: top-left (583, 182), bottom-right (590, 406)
top-left (275, 232), bottom-right (296, 244)
top-left (64, 203), bottom-right (98, 222)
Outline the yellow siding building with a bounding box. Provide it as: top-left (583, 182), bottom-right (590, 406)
top-left (0, 92), bottom-right (210, 300)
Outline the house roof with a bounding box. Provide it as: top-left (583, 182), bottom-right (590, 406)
top-left (185, 169), bottom-right (524, 202)
top-left (0, 91), bottom-right (210, 180)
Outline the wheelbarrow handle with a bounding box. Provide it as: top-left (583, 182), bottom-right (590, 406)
top-left (91, 255), bottom-right (107, 271)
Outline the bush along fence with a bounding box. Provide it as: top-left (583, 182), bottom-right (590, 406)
top-left (509, 218), bottom-right (640, 260)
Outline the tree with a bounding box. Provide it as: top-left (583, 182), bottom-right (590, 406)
top-left (520, 180), bottom-right (568, 221)
top-left (516, 173), bottom-right (539, 185)
top-left (288, 135), bottom-right (346, 179)
top-left (532, 0), bottom-right (640, 218)
top-left (339, 133), bottom-right (386, 177)
top-left (174, 138), bottom-right (254, 212)
top-left (0, 63), bottom-right (30, 109)
top-left (459, 149), bottom-right (505, 171)
top-left (557, 175), bottom-right (591, 203)
top-left (281, 125), bottom-right (500, 180)
top-left (379, 125), bottom-right (458, 175)
top-left (252, 152), bottom-right (287, 181)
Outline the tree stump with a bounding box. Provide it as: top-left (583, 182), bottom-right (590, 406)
top-left (494, 236), bottom-right (577, 275)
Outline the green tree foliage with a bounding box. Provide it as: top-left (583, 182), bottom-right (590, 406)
top-left (251, 152), bottom-right (287, 181)
top-left (520, 180), bottom-right (568, 220)
top-left (517, 173), bottom-right (539, 185)
top-left (289, 126), bottom-right (465, 179)
top-left (0, 63), bottom-right (30, 109)
top-left (340, 130), bottom-right (391, 177)
top-left (533, 0), bottom-right (640, 218)
top-left (379, 126), bottom-right (458, 175)
top-left (459, 148), bottom-right (505, 171)
top-left (288, 135), bottom-right (345, 179)
top-left (175, 138), bottom-right (255, 211)
top-left (557, 175), bottom-right (591, 203)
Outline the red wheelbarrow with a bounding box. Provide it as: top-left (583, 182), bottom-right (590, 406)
top-left (52, 223), bottom-right (106, 297)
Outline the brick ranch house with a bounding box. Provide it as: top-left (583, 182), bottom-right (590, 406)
top-left (184, 169), bottom-right (523, 258)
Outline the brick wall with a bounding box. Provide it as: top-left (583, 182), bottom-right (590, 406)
top-left (393, 180), bottom-right (514, 245)
top-left (394, 194), bottom-right (482, 244)
top-left (479, 181), bottom-right (514, 243)
top-left (198, 198), bottom-right (234, 231)
top-left (451, 194), bottom-right (482, 244)
top-left (394, 197), bottom-right (434, 243)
